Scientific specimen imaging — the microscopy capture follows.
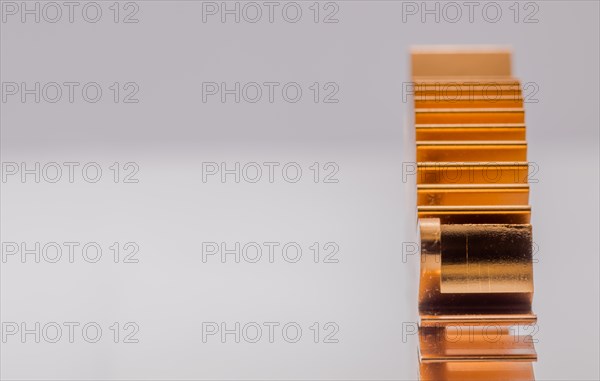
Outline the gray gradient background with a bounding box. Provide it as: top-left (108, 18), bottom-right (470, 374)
top-left (1, 1), bottom-right (599, 380)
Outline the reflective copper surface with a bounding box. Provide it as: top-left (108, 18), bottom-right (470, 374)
top-left (411, 47), bottom-right (537, 380)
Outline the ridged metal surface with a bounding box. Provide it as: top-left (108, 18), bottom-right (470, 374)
top-left (412, 47), bottom-right (537, 380)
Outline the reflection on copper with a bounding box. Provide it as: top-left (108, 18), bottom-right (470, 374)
top-left (416, 124), bottom-right (526, 141)
top-left (417, 184), bottom-right (529, 206)
top-left (416, 141), bottom-right (527, 162)
top-left (419, 326), bottom-right (537, 362)
top-left (411, 47), bottom-right (537, 380)
top-left (416, 108), bottom-right (525, 124)
top-left (417, 162), bottom-right (530, 185)
top-left (420, 362), bottom-right (535, 381)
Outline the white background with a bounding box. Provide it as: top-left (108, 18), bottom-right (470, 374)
top-left (1, 1), bottom-right (599, 380)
